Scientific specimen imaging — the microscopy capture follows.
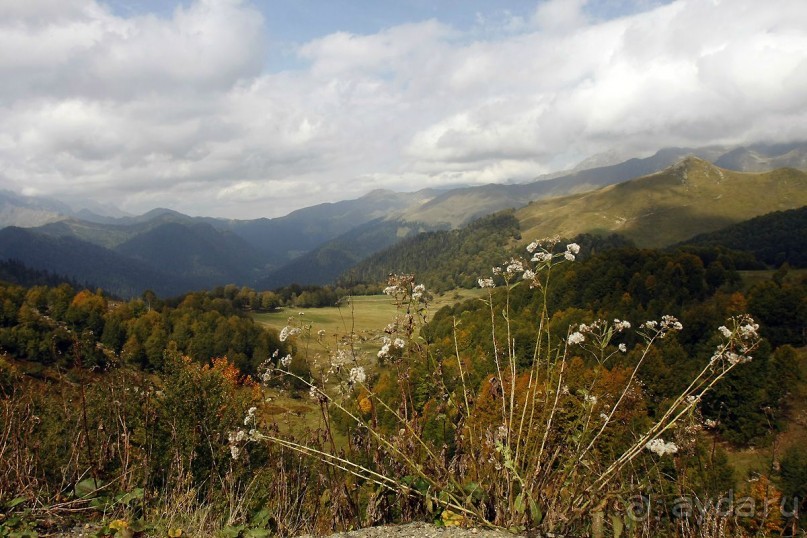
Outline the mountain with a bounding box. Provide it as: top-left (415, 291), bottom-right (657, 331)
top-left (114, 221), bottom-right (267, 286)
top-left (516, 158), bottom-right (807, 248)
top-left (339, 211), bottom-right (522, 292)
top-left (714, 141), bottom-right (807, 172)
top-left (0, 227), bottom-right (187, 297)
top-left (399, 146), bottom-right (732, 227)
top-left (3, 143), bottom-right (807, 294)
top-left (0, 190), bottom-right (72, 228)
top-left (256, 218), bottom-right (435, 289)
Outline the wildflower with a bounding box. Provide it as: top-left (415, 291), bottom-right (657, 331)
top-left (704, 419), bottom-right (718, 428)
top-left (505, 259), bottom-right (524, 275)
top-left (279, 326), bottom-right (300, 342)
top-left (393, 338), bottom-right (406, 349)
top-left (531, 252), bottom-right (553, 263)
top-left (280, 354), bottom-right (293, 368)
top-left (661, 315), bottom-right (683, 332)
top-left (383, 285), bottom-right (399, 296)
top-left (318, 329), bottom-right (326, 338)
top-left (614, 319), bottom-right (631, 332)
top-left (718, 325), bottom-right (732, 338)
top-left (584, 394), bottom-right (597, 405)
top-left (526, 240), bottom-right (539, 253)
top-left (349, 367), bottom-right (367, 384)
top-left (492, 266), bottom-right (503, 275)
top-left (522, 269), bottom-right (536, 280)
top-left (230, 445), bottom-right (240, 460)
top-left (377, 343), bottom-right (391, 359)
top-left (478, 277), bottom-right (495, 288)
top-left (645, 438), bottom-right (679, 457)
top-left (566, 243), bottom-right (581, 255)
top-left (564, 251), bottom-right (576, 261)
top-left (642, 320), bottom-right (658, 330)
top-left (739, 322), bottom-right (759, 339)
top-left (412, 284), bottom-right (426, 300)
top-left (568, 332), bottom-right (585, 345)
top-left (619, 343), bottom-right (627, 353)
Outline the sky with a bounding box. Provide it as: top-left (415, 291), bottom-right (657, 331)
top-left (1, 0), bottom-right (807, 219)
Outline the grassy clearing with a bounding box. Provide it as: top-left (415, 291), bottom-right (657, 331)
top-left (252, 288), bottom-right (487, 440)
top-left (738, 268), bottom-right (807, 288)
top-left (253, 288), bottom-right (486, 336)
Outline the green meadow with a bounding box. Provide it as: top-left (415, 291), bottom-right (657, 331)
top-left (253, 288), bottom-right (487, 336)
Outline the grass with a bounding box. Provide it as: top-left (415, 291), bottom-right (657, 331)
top-left (738, 268), bottom-right (807, 288)
top-left (253, 289), bottom-right (487, 336)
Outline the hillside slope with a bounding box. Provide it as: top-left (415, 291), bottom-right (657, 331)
top-left (516, 158), bottom-right (807, 248)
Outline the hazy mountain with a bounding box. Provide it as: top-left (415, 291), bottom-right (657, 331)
top-left (114, 221), bottom-right (267, 286)
top-left (0, 190), bottom-right (72, 228)
top-left (0, 227), bottom-right (187, 297)
top-left (713, 142), bottom-right (807, 172)
top-left (256, 218), bottom-right (436, 289)
top-left (3, 143), bottom-right (807, 294)
top-left (516, 158), bottom-right (807, 248)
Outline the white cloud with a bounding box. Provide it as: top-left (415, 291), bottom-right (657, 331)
top-left (1, 0), bottom-right (807, 218)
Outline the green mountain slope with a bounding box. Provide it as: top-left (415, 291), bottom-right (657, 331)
top-left (339, 211), bottom-right (522, 292)
top-left (678, 206), bottom-right (807, 267)
top-left (516, 158), bottom-right (807, 248)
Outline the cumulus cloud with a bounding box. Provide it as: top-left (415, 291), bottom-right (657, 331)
top-left (0, 0), bottom-right (806, 218)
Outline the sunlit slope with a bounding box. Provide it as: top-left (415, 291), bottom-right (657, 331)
top-left (517, 157), bottom-right (807, 248)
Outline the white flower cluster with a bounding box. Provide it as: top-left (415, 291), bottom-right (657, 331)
top-left (244, 406), bottom-right (257, 426)
top-left (709, 314), bottom-right (759, 368)
top-left (383, 285), bottom-right (401, 296)
top-left (412, 284), bottom-right (426, 301)
top-left (280, 354), bottom-right (293, 368)
top-left (349, 366), bottom-right (367, 385)
top-left (531, 252), bottom-right (553, 263)
top-left (613, 318), bottom-right (631, 332)
top-left (279, 326), bottom-right (301, 342)
top-left (641, 315), bottom-right (683, 338)
top-left (564, 243), bottom-right (581, 261)
top-left (645, 438), bottom-right (679, 457)
top-left (478, 277), bottom-right (496, 288)
top-left (505, 258), bottom-right (524, 275)
top-left (568, 331), bottom-right (586, 345)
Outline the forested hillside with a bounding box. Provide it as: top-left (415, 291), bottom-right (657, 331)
top-left (679, 206), bottom-right (807, 267)
top-left (340, 211), bottom-right (521, 291)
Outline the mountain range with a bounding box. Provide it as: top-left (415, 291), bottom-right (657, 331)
top-left (1, 142), bottom-right (806, 297)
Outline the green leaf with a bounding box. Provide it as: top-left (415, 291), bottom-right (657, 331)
top-left (514, 493), bottom-right (525, 514)
top-left (529, 498), bottom-right (543, 525)
top-left (611, 515), bottom-right (624, 538)
top-left (244, 529), bottom-right (271, 538)
top-left (74, 478), bottom-right (99, 498)
top-left (7, 497), bottom-right (26, 509)
top-left (218, 526), bottom-right (243, 538)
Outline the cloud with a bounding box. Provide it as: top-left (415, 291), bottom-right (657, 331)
top-left (1, 0), bottom-right (806, 218)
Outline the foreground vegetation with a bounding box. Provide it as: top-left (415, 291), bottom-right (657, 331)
top-left (0, 232), bottom-right (805, 536)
